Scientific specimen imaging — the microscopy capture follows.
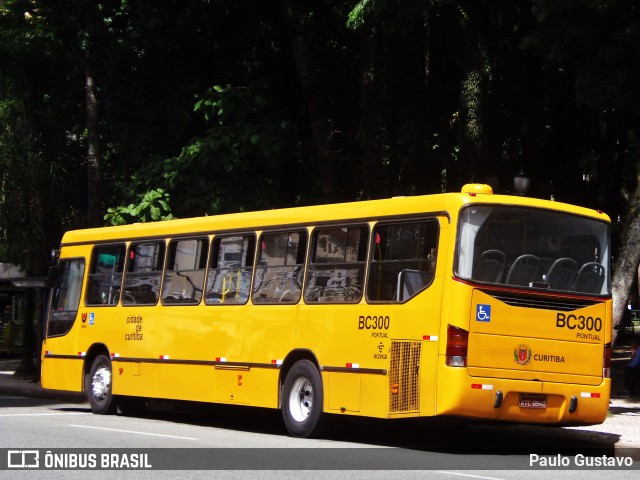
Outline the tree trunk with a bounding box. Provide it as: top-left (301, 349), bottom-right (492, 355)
top-left (86, 69), bottom-right (103, 227)
top-left (281, 0), bottom-right (336, 199)
top-left (458, 41), bottom-right (491, 185)
top-left (356, 25), bottom-right (385, 199)
top-left (611, 173), bottom-right (640, 346)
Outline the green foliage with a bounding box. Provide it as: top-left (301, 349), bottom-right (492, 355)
top-left (104, 188), bottom-right (174, 226)
top-left (347, 0), bottom-right (436, 33)
top-left (126, 83), bottom-right (292, 217)
top-left (346, 0), bottom-right (372, 29)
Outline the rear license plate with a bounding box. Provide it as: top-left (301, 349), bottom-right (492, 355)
top-left (519, 394), bottom-right (547, 409)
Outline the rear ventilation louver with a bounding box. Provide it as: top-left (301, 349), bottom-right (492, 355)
top-left (389, 341), bottom-right (421, 413)
top-left (488, 292), bottom-right (596, 311)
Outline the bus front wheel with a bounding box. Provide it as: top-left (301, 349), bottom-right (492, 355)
top-left (282, 360), bottom-right (325, 438)
top-left (86, 354), bottom-right (117, 414)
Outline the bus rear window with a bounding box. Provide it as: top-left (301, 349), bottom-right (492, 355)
top-left (456, 206), bottom-right (610, 295)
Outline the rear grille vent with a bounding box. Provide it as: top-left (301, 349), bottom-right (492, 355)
top-left (487, 292), bottom-right (597, 311)
top-left (389, 340), bottom-right (421, 413)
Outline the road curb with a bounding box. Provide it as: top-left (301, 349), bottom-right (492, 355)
top-left (0, 374), bottom-right (85, 403)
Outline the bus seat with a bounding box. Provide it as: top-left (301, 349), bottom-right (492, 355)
top-left (396, 269), bottom-right (432, 301)
top-left (545, 257), bottom-right (579, 290)
top-left (473, 250), bottom-right (505, 283)
top-left (506, 254), bottom-right (540, 286)
top-left (573, 262), bottom-right (605, 294)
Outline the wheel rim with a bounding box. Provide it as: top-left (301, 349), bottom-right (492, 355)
top-left (288, 376), bottom-right (313, 422)
top-left (92, 365), bottom-right (111, 402)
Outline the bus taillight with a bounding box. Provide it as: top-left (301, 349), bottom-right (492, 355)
top-left (446, 325), bottom-right (469, 367)
top-left (603, 342), bottom-right (612, 378)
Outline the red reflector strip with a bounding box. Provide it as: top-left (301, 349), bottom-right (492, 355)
top-left (580, 392), bottom-right (601, 398)
top-left (111, 353), bottom-right (120, 358)
top-left (346, 363), bottom-right (360, 369)
top-left (216, 357), bottom-right (226, 362)
top-left (271, 359), bottom-right (283, 365)
top-left (159, 355), bottom-right (170, 360)
top-left (78, 352), bottom-right (86, 357)
top-left (471, 383), bottom-right (494, 390)
top-left (423, 335), bottom-right (439, 341)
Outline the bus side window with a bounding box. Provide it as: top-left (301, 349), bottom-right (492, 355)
top-left (123, 241), bottom-right (166, 305)
top-left (162, 238), bottom-right (208, 305)
top-left (367, 220), bottom-right (438, 302)
top-left (253, 231), bottom-right (306, 304)
top-left (48, 258), bottom-right (85, 337)
top-left (205, 235), bottom-right (255, 305)
top-left (303, 226), bottom-right (367, 304)
top-left (86, 245), bottom-right (125, 305)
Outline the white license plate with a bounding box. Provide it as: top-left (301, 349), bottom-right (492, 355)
top-left (519, 394), bottom-right (547, 409)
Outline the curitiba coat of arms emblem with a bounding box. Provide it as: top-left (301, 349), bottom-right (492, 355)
top-left (514, 344), bottom-right (532, 365)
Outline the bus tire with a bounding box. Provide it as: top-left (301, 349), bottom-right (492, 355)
top-left (86, 354), bottom-right (117, 414)
top-left (282, 359), bottom-right (325, 438)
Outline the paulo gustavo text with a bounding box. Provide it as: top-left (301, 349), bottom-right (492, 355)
top-left (530, 454), bottom-right (634, 468)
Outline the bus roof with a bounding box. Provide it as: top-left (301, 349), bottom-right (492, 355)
top-left (61, 186), bottom-right (610, 246)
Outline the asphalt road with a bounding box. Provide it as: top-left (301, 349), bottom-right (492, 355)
top-left (0, 394), bottom-right (638, 479)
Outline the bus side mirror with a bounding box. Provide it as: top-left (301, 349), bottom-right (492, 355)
top-left (47, 266), bottom-right (59, 288)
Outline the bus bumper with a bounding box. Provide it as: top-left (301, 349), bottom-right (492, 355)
top-left (436, 369), bottom-right (610, 426)
top-left (41, 356), bottom-right (84, 393)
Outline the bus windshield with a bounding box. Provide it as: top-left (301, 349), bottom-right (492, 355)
top-left (456, 205), bottom-right (610, 295)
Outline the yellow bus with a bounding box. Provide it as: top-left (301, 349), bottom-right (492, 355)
top-left (41, 184), bottom-right (612, 437)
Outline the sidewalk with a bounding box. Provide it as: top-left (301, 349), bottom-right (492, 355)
top-left (0, 356), bottom-right (85, 403)
top-left (1, 350), bottom-right (640, 448)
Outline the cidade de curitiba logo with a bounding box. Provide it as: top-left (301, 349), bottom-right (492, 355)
top-left (513, 344), bottom-right (566, 365)
top-left (514, 344), bottom-right (532, 365)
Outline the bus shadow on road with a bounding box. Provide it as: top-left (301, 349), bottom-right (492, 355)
top-left (609, 404), bottom-right (640, 415)
top-left (326, 415), bottom-right (621, 455)
top-left (126, 399), bottom-right (621, 455)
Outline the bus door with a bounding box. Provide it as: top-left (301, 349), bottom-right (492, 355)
top-left (107, 241), bottom-right (163, 398)
top-left (42, 251), bottom-right (86, 392)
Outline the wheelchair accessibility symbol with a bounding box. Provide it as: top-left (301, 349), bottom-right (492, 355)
top-left (476, 304), bottom-right (491, 322)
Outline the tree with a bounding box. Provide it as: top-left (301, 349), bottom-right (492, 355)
top-left (524, 0), bottom-right (640, 343)
top-left (0, 0), bottom-right (74, 274)
top-left (85, 69), bottom-right (103, 227)
top-left (3, 0), bottom-right (640, 343)
top-left (281, 0), bottom-right (333, 199)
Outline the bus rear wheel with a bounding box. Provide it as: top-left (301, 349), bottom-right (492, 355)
top-left (282, 359), bottom-right (325, 438)
top-left (86, 354), bottom-right (117, 414)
